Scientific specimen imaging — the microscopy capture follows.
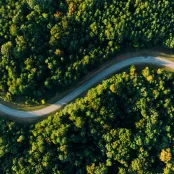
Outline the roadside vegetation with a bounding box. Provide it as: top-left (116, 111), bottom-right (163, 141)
top-left (0, 0), bottom-right (173, 103)
top-left (0, 67), bottom-right (173, 173)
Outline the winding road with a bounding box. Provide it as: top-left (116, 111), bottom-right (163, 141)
top-left (0, 56), bottom-right (174, 122)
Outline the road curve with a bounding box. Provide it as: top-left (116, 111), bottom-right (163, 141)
top-left (0, 56), bottom-right (174, 122)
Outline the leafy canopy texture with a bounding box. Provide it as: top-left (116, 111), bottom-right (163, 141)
top-left (0, 0), bottom-right (174, 102)
top-left (0, 67), bottom-right (173, 173)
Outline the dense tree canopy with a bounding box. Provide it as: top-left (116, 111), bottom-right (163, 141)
top-left (0, 0), bottom-right (173, 102)
top-left (0, 67), bottom-right (173, 173)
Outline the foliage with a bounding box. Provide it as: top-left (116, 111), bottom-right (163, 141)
top-left (0, 67), bottom-right (173, 173)
top-left (0, 0), bottom-right (173, 102)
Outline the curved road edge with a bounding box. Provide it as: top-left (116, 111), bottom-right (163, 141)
top-left (0, 56), bottom-right (174, 122)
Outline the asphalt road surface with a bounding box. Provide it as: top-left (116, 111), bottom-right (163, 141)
top-left (0, 56), bottom-right (174, 122)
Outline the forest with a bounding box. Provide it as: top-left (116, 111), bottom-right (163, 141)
top-left (0, 0), bottom-right (174, 103)
top-left (0, 67), bottom-right (173, 173)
